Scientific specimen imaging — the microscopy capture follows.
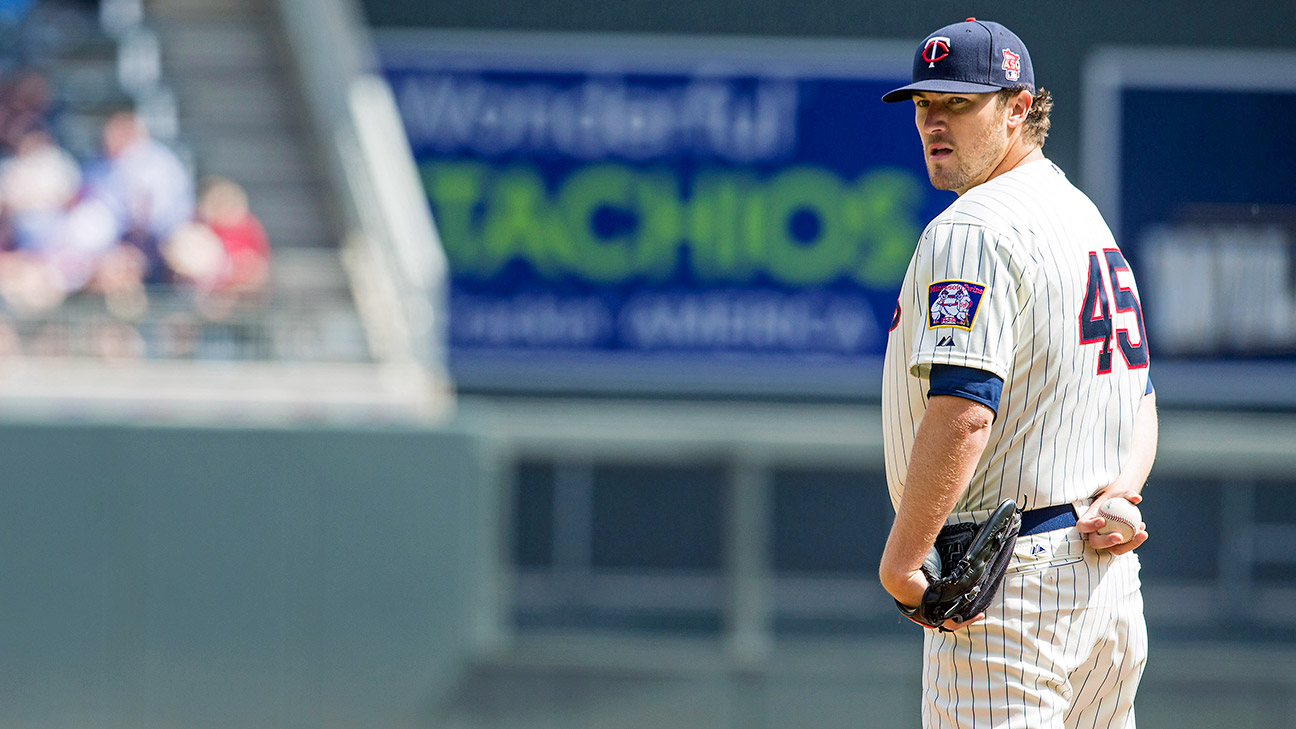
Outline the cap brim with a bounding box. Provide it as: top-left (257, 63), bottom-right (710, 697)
top-left (881, 79), bottom-right (1005, 103)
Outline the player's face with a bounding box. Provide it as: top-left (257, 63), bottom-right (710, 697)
top-left (912, 91), bottom-right (1011, 195)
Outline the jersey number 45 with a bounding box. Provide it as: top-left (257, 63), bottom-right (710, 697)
top-left (1080, 249), bottom-right (1148, 375)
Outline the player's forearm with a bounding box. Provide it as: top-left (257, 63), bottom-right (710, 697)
top-left (1106, 390), bottom-right (1158, 496)
top-left (1078, 390), bottom-right (1157, 554)
top-left (880, 395), bottom-right (995, 605)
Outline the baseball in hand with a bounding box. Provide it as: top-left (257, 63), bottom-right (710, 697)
top-left (1096, 498), bottom-right (1141, 544)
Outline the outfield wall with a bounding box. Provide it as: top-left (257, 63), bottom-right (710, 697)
top-left (0, 420), bottom-right (483, 729)
top-left (4, 405), bottom-right (1296, 728)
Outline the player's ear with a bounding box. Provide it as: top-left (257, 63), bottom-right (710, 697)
top-left (1005, 90), bottom-right (1033, 129)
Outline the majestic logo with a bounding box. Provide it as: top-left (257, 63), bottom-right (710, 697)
top-left (1031, 543), bottom-right (1048, 557)
top-left (936, 336), bottom-right (956, 348)
top-left (927, 280), bottom-right (987, 330)
top-left (890, 301), bottom-right (901, 332)
top-left (923, 36), bottom-right (951, 68)
top-left (1002, 48), bottom-right (1021, 81)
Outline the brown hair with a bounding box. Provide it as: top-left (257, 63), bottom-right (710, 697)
top-left (997, 86), bottom-right (1053, 147)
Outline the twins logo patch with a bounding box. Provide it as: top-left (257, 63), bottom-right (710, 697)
top-left (927, 280), bottom-right (987, 330)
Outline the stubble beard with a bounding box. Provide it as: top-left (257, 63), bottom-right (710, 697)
top-left (925, 121), bottom-right (1009, 195)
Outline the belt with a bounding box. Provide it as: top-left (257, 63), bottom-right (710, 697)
top-left (1019, 504), bottom-right (1078, 536)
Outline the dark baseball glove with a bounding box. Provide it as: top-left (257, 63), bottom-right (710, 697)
top-left (896, 498), bottom-right (1022, 631)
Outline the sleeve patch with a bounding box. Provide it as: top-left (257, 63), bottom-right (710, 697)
top-left (927, 280), bottom-right (987, 331)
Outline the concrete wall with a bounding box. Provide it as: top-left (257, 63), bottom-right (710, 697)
top-left (0, 420), bottom-right (482, 729)
top-left (5, 405), bottom-right (1296, 728)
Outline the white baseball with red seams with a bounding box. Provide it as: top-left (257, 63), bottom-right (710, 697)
top-left (1097, 497), bottom-right (1142, 544)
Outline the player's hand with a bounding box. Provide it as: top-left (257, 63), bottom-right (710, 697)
top-left (891, 570), bottom-right (985, 632)
top-left (1077, 490), bottom-right (1148, 555)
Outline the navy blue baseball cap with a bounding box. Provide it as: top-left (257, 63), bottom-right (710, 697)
top-left (882, 18), bottom-right (1034, 103)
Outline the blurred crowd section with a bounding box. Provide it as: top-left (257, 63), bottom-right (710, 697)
top-left (0, 0), bottom-right (274, 360)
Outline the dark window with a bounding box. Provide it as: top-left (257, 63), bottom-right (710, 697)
top-left (590, 463), bottom-right (724, 570)
top-left (512, 461), bottom-right (555, 568)
top-left (772, 468), bottom-right (889, 575)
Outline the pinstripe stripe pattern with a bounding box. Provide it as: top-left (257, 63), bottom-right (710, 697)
top-left (920, 537), bottom-right (1146, 729)
top-left (883, 159), bottom-right (1149, 728)
top-left (883, 159), bottom-right (1149, 515)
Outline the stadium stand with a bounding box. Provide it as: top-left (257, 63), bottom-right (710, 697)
top-left (0, 0), bottom-right (450, 419)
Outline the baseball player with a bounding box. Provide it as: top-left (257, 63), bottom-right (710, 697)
top-left (876, 18), bottom-right (1157, 728)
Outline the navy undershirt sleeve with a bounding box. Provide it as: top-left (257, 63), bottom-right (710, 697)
top-left (928, 364), bottom-right (1005, 414)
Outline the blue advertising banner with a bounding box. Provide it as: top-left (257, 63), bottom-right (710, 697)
top-left (1083, 49), bottom-right (1296, 406)
top-left (378, 31), bottom-right (951, 395)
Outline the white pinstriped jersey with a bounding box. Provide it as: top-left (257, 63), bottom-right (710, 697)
top-left (882, 158), bottom-right (1150, 517)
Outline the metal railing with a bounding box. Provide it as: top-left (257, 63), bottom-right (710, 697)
top-left (0, 286), bottom-right (371, 363)
top-left (273, 0), bottom-right (450, 392)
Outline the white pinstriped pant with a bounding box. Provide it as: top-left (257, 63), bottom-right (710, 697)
top-left (921, 526), bottom-right (1148, 729)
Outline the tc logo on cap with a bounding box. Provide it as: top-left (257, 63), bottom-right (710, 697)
top-left (922, 36), bottom-right (951, 68)
top-left (1002, 48), bottom-right (1021, 81)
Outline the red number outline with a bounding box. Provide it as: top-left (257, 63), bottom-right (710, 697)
top-left (1078, 249), bottom-right (1148, 375)
top-left (1103, 248), bottom-right (1149, 370)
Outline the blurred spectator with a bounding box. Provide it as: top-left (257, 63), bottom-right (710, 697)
top-left (163, 175), bottom-right (270, 318)
top-left (77, 109), bottom-right (191, 316)
top-left (0, 248), bottom-right (64, 312)
top-left (0, 127), bottom-right (83, 314)
top-left (0, 3), bottom-right (270, 362)
top-left (0, 70), bottom-right (54, 153)
top-left (86, 110), bottom-right (192, 271)
top-left (0, 127), bottom-right (79, 248)
top-left (0, 109), bottom-right (193, 321)
top-left (161, 221), bottom-right (224, 289)
top-left (198, 176), bottom-right (270, 292)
